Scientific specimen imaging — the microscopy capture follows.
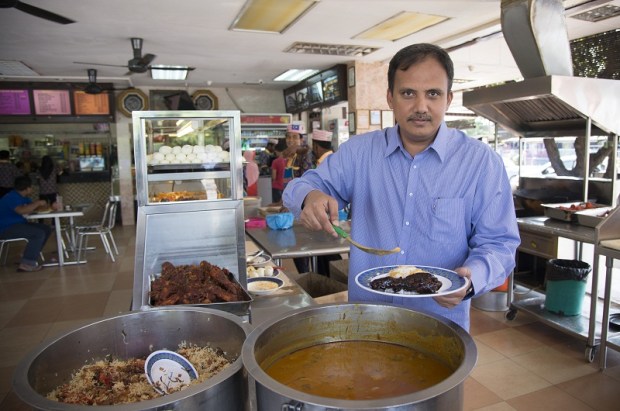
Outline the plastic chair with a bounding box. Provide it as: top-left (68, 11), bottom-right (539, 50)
top-left (0, 238), bottom-right (45, 265)
top-left (75, 197), bottom-right (120, 262)
top-left (0, 238), bottom-right (28, 265)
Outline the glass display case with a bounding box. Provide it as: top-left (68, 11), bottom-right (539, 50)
top-left (131, 110), bottom-right (247, 312)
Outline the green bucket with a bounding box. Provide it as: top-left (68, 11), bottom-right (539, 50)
top-left (545, 279), bottom-right (587, 316)
top-left (544, 259), bottom-right (591, 316)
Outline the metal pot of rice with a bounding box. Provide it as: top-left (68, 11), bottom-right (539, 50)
top-left (13, 307), bottom-right (250, 411)
top-left (242, 303), bottom-right (477, 410)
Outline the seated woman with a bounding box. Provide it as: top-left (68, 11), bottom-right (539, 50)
top-left (0, 175), bottom-right (58, 271)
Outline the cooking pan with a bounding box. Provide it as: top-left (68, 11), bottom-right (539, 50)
top-left (514, 188), bottom-right (582, 214)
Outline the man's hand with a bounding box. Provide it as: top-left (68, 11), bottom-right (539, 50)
top-left (299, 190), bottom-right (340, 237)
top-left (434, 267), bottom-right (471, 308)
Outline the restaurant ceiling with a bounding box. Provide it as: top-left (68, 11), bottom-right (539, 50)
top-left (0, 0), bottom-right (618, 100)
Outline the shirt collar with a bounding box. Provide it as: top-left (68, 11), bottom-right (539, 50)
top-left (385, 122), bottom-right (449, 162)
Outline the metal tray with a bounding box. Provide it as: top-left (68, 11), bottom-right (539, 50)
top-left (148, 272), bottom-right (253, 317)
top-left (542, 202), bottom-right (604, 222)
top-left (148, 162), bottom-right (230, 173)
top-left (574, 206), bottom-right (615, 228)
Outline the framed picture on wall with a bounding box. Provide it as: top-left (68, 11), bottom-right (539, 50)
top-left (381, 110), bottom-right (395, 128)
top-left (348, 112), bottom-right (355, 133)
top-left (356, 109), bottom-right (369, 129)
top-left (370, 110), bottom-right (381, 125)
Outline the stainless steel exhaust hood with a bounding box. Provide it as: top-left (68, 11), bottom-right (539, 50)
top-left (463, 0), bottom-right (620, 137)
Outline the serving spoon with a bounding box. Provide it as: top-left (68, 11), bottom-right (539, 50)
top-left (332, 224), bottom-right (400, 256)
top-left (246, 249), bottom-right (264, 263)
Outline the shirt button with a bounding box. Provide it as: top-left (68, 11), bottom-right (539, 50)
top-left (400, 250), bottom-right (405, 255)
top-left (409, 192), bottom-right (413, 197)
top-left (405, 221), bottom-right (410, 226)
top-left (413, 165), bottom-right (417, 169)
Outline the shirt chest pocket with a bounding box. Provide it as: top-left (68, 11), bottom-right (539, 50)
top-left (430, 198), bottom-right (466, 244)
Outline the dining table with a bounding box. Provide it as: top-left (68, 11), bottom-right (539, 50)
top-left (26, 208), bottom-right (85, 266)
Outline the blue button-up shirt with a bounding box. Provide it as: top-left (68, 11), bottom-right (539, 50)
top-left (283, 123), bottom-right (520, 330)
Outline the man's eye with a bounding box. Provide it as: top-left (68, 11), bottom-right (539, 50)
top-left (402, 90), bottom-right (414, 97)
top-left (428, 90), bottom-right (441, 97)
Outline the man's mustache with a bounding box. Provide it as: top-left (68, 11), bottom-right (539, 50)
top-left (407, 115), bottom-right (431, 121)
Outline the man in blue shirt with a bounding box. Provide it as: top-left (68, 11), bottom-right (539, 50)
top-left (0, 175), bottom-right (53, 272)
top-left (283, 43), bottom-right (520, 331)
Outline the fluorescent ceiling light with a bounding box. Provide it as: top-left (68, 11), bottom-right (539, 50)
top-left (150, 66), bottom-right (191, 80)
top-left (274, 69), bottom-right (319, 82)
top-left (231, 0), bottom-right (319, 33)
top-left (177, 122), bottom-right (195, 137)
top-left (354, 11), bottom-right (448, 41)
top-left (0, 60), bottom-right (39, 76)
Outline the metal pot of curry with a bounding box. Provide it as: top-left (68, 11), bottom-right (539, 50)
top-left (242, 302), bottom-right (476, 411)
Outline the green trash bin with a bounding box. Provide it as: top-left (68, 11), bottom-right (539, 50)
top-left (544, 259), bottom-right (591, 316)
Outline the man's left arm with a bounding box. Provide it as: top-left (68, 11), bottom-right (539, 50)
top-left (435, 162), bottom-right (520, 307)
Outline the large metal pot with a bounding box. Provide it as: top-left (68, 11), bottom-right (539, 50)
top-left (13, 307), bottom-right (251, 411)
top-left (242, 303), bottom-right (477, 410)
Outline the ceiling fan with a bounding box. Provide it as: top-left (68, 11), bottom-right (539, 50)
top-left (74, 38), bottom-right (157, 75)
top-left (74, 38), bottom-right (195, 76)
top-left (0, 0), bottom-right (75, 24)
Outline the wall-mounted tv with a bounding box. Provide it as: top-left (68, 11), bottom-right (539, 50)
top-left (283, 64), bottom-right (347, 114)
top-left (33, 89), bottom-right (71, 115)
top-left (0, 89), bottom-right (31, 115)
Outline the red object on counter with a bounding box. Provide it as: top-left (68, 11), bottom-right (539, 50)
top-left (245, 217), bottom-right (266, 229)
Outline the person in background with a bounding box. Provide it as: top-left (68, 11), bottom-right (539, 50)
top-left (0, 150), bottom-right (23, 198)
top-left (283, 43), bottom-right (520, 331)
top-left (256, 139), bottom-right (277, 176)
top-left (271, 139), bottom-right (288, 204)
top-left (37, 155), bottom-right (62, 205)
top-left (310, 128), bottom-right (342, 276)
top-left (311, 129), bottom-right (334, 167)
top-left (282, 123), bottom-right (313, 188)
top-left (243, 150), bottom-right (259, 197)
top-left (0, 175), bottom-right (57, 272)
top-left (281, 122), bottom-right (314, 274)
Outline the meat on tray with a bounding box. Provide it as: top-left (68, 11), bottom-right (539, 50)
top-left (370, 271), bottom-right (442, 294)
top-left (150, 260), bottom-right (249, 306)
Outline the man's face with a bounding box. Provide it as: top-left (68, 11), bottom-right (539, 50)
top-left (285, 132), bottom-right (301, 147)
top-left (386, 57), bottom-right (453, 150)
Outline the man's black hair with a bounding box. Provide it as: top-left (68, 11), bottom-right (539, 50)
top-left (387, 43), bottom-right (454, 93)
top-left (14, 175), bottom-right (32, 191)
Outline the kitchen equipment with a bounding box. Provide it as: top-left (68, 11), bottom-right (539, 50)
top-left (332, 224), bottom-right (400, 256)
top-left (13, 307), bottom-right (250, 411)
top-left (242, 303), bottom-right (477, 410)
top-left (542, 202), bottom-right (604, 222)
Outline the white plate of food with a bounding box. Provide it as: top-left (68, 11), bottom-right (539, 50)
top-left (246, 254), bottom-right (272, 267)
top-left (246, 277), bottom-right (284, 295)
top-left (355, 265), bottom-right (467, 298)
top-left (145, 350), bottom-right (198, 394)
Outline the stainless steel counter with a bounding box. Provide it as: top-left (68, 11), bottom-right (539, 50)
top-left (246, 223), bottom-right (350, 271)
top-left (517, 216), bottom-right (596, 243)
top-left (512, 215), bottom-right (603, 362)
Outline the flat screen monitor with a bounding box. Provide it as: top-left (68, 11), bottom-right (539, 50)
top-left (33, 90), bottom-right (71, 115)
top-left (164, 91), bottom-right (196, 110)
top-left (0, 89), bottom-right (31, 115)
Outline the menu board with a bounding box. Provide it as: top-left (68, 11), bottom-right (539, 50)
top-left (73, 91), bottom-right (110, 115)
top-left (0, 89), bottom-right (31, 115)
top-left (33, 90), bottom-right (71, 115)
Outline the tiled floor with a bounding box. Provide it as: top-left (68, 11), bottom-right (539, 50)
top-left (0, 225), bottom-right (619, 410)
